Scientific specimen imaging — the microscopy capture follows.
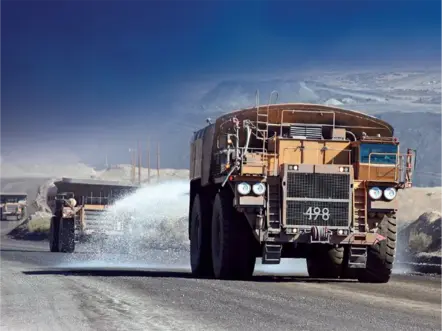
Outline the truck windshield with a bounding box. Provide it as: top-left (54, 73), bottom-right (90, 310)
top-left (360, 143), bottom-right (398, 165)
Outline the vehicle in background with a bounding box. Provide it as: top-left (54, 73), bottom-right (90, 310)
top-left (47, 177), bottom-right (139, 253)
top-left (0, 193), bottom-right (28, 221)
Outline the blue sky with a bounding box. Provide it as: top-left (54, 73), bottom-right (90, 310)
top-left (1, 0), bottom-right (440, 167)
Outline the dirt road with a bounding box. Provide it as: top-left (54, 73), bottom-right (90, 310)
top-left (1, 238), bottom-right (440, 331)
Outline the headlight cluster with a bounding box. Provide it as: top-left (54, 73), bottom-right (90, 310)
top-left (368, 186), bottom-right (397, 201)
top-left (236, 182), bottom-right (266, 196)
top-left (339, 166), bottom-right (350, 173)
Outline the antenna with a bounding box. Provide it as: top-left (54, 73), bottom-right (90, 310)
top-left (147, 136), bottom-right (151, 184)
top-left (137, 139), bottom-right (142, 185)
top-left (156, 142), bottom-right (160, 181)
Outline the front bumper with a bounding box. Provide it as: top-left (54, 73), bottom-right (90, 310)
top-left (267, 226), bottom-right (385, 246)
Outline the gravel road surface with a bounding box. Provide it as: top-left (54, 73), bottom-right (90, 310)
top-left (1, 237), bottom-right (440, 331)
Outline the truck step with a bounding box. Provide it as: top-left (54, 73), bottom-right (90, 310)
top-left (262, 243), bottom-right (282, 264)
top-left (348, 246), bottom-right (367, 268)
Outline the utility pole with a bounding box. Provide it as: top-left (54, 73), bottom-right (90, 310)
top-left (129, 148), bottom-right (135, 184)
top-left (137, 139), bottom-right (142, 185)
top-left (147, 137), bottom-right (151, 184)
top-left (156, 142), bottom-right (160, 181)
top-left (133, 149), bottom-right (136, 184)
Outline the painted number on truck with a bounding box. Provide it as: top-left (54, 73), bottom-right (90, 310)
top-left (303, 207), bottom-right (330, 221)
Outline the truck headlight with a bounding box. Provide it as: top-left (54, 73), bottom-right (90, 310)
top-left (383, 187), bottom-right (397, 200)
top-left (237, 182), bottom-right (251, 195)
top-left (252, 183), bottom-right (266, 195)
top-left (368, 187), bottom-right (382, 200)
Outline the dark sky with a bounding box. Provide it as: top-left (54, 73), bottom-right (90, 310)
top-left (1, 0), bottom-right (440, 167)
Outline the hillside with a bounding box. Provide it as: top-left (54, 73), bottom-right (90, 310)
top-left (154, 69), bottom-right (441, 185)
top-left (398, 211), bottom-right (442, 268)
top-left (397, 187), bottom-right (442, 224)
top-left (396, 187), bottom-right (442, 267)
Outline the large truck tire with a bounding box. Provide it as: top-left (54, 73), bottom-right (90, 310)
top-left (307, 245), bottom-right (344, 279)
top-left (49, 216), bottom-right (60, 252)
top-left (190, 194), bottom-right (214, 277)
top-left (358, 215), bottom-right (396, 283)
top-left (211, 189), bottom-right (256, 280)
top-left (59, 218), bottom-right (75, 253)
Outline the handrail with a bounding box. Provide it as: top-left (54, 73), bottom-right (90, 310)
top-left (239, 147), bottom-right (272, 176)
top-left (367, 152), bottom-right (401, 182)
top-left (238, 145), bottom-right (352, 176)
top-left (239, 147), bottom-right (269, 164)
top-left (280, 146), bottom-right (352, 168)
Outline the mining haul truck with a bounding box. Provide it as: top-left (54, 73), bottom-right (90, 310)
top-left (0, 193), bottom-right (28, 221)
top-left (47, 177), bottom-right (139, 253)
top-left (188, 98), bottom-right (416, 283)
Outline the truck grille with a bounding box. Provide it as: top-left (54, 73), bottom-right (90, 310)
top-left (287, 173), bottom-right (350, 200)
top-left (285, 172), bottom-right (351, 227)
top-left (5, 205), bottom-right (17, 213)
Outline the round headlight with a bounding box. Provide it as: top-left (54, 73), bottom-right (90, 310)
top-left (237, 182), bottom-right (251, 195)
top-left (383, 187), bottom-right (397, 200)
top-left (369, 187), bottom-right (382, 200)
top-left (252, 182), bottom-right (266, 195)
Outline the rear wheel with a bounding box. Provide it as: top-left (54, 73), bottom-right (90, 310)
top-left (58, 218), bottom-right (75, 253)
top-left (211, 190), bottom-right (256, 280)
top-left (357, 215), bottom-right (396, 283)
top-left (190, 194), bottom-right (214, 277)
top-left (307, 245), bottom-right (344, 279)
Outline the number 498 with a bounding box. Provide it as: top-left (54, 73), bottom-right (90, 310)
top-left (303, 206), bottom-right (330, 221)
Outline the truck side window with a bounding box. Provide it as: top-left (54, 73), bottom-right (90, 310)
top-left (360, 143), bottom-right (398, 165)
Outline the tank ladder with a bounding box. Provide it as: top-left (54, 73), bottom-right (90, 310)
top-left (255, 90), bottom-right (278, 166)
top-left (346, 182), bottom-right (369, 268)
top-left (353, 182), bottom-right (367, 232)
top-left (267, 177), bottom-right (281, 232)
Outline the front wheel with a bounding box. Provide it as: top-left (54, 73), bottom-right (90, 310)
top-left (190, 194), bottom-right (213, 277)
top-left (357, 215), bottom-right (396, 283)
top-left (211, 190), bottom-right (256, 280)
top-left (49, 216), bottom-right (60, 252)
top-left (58, 218), bottom-right (75, 253)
